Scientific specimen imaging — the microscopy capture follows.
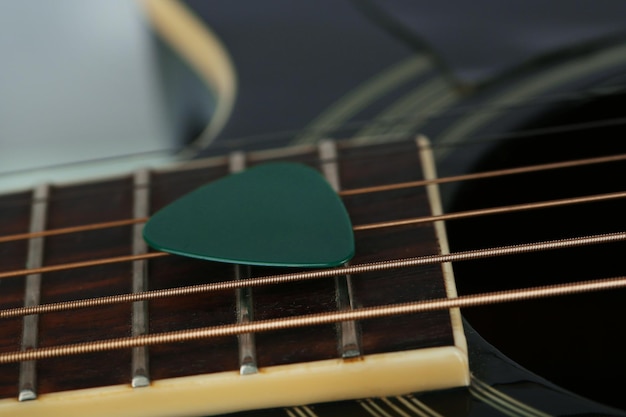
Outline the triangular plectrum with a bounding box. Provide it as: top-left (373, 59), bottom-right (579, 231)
top-left (143, 162), bottom-right (354, 268)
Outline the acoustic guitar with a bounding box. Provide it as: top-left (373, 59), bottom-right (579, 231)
top-left (1, 1), bottom-right (625, 416)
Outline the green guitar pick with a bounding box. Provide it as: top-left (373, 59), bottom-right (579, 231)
top-left (143, 162), bottom-right (354, 268)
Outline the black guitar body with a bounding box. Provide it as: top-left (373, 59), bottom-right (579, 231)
top-left (170, 1), bottom-right (626, 415)
top-left (442, 77), bottom-right (626, 416)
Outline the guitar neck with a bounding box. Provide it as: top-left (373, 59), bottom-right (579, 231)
top-left (0, 136), bottom-right (468, 417)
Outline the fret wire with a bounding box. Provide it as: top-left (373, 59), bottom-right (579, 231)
top-left (235, 265), bottom-right (256, 375)
top-left (1, 274), bottom-right (625, 365)
top-left (1, 151), bottom-right (625, 245)
top-left (18, 184), bottom-right (49, 402)
top-left (319, 139), bottom-right (361, 358)
top-left (1, 231), bottom-right (624, 320)
top-left (229, 151), bottom-right (258, 375)
top-left (131, 170), bottom-right (150, 388)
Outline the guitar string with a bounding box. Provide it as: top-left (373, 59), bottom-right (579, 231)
top-left (1, 141), bottom-right (620, 342)
top-left (340, 152), bottom-right (626, 196)
top-left (0, 190), bottom-right (623, 281)
top-left (173, 86), bottom-right (626, 153)
top-left (0, 231), bottom-right (624, 319)
top-left (0, 112), bottom-right (619, 215)
top-left (352, 191), bottom-right (626, 231)
top-left (1, 151), bottom-right (625, 244)
top-left (1, 113), bottom-right (625, 209)
top-left (0, 272), bottom-right (624, 364)
top-left (8, 38), bottom-right (612, 183)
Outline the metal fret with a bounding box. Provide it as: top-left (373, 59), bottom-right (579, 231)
top-left (131, 170), bottom-right (150, 387)
top-left (18, 184), bottom-right (49, 401)
top-left (229, 152), bottom-right (258, 375)
top-left (235, 265), bottom-right (257, 374)
top-left (319, 140), bottom-right (361, 358)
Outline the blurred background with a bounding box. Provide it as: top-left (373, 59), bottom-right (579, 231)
top-left (2, 0), bottom-right (626, 192)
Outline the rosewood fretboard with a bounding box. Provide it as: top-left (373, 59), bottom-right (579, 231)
top-left (0, 137), bottom-right (467, 416)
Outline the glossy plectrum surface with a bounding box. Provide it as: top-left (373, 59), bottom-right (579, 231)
top-left (143, 162), bottom-right (354, 268)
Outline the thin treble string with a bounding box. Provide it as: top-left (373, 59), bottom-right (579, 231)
top-left (323, 116), bottom-right (626, 164)
top-left (0, 218), bottom-right (146, 244)
top-left (353, 191), bottom-right (626, 232)
top-left (1, 111), bottom-right (625, 210)
top-left (340, 152), bottom-right (626, 196)
top-left (0, 162), bottom-right (228, 209)
top-left (186, 84), bottom-right (626, 151)
top-left (1, 151), bottom-right (625, 245)
top-left (0, 191), bottom-right (624, 281)
top-left (1, 273), bottom-right (625, 364)
top-left (1, 230), bottom-right (624, 320)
